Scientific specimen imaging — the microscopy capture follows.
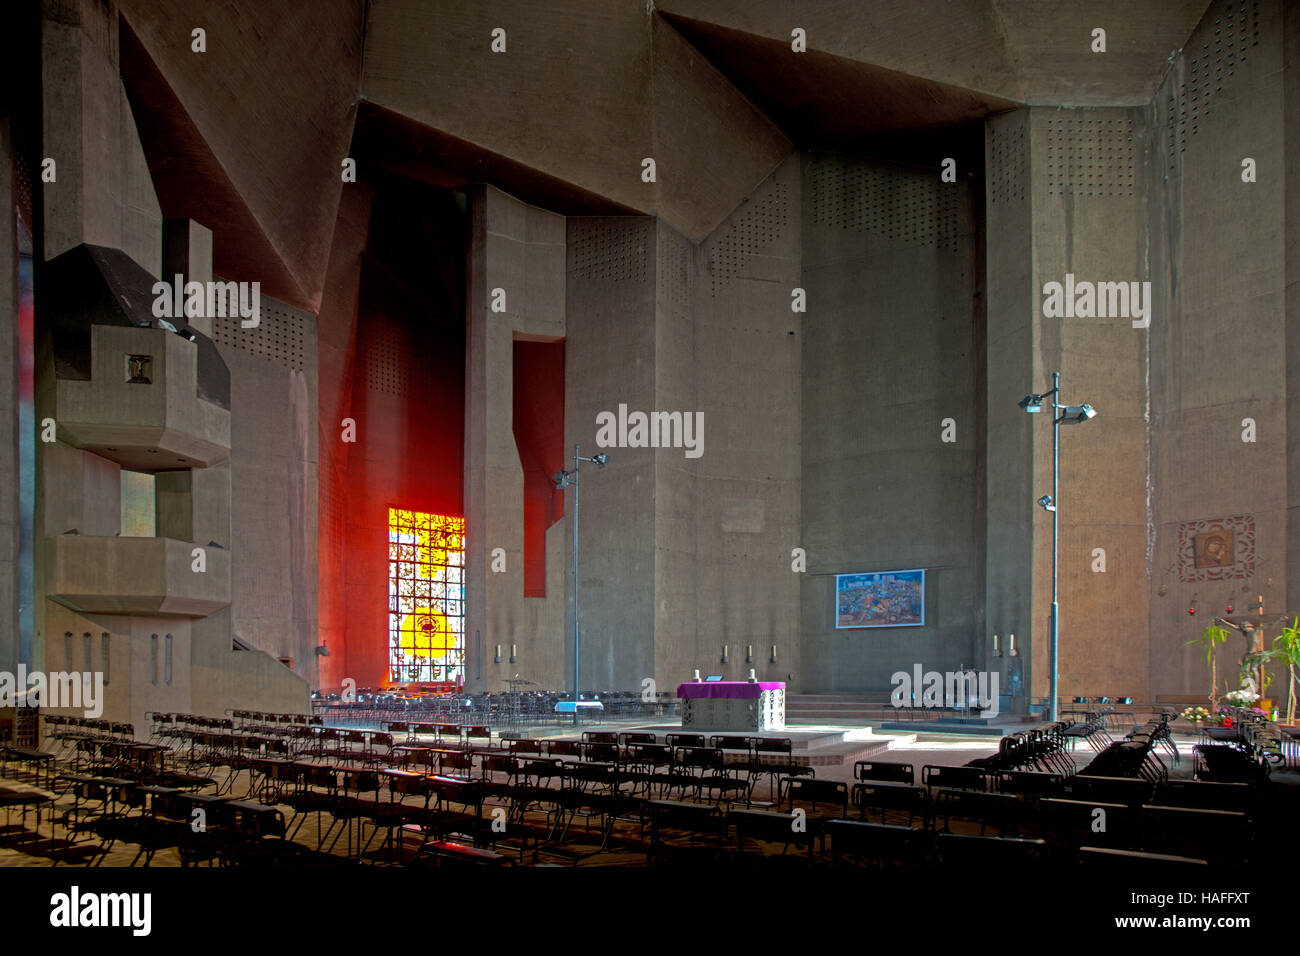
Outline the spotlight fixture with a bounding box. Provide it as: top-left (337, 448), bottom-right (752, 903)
top-left (1057, 403), bottom-right (1097, 425)
top-left (1018, 372), bottom-right (1095, 722)
top-left (555, 446), bottom-right (613, 725)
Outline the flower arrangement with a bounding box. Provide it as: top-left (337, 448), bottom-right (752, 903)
top-left (1225, 688), bottom-right (1261, 707)
top-left (1180, 705), bottom-right (1212, 724)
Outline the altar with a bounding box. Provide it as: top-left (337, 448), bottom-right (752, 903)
top-left (677, 681), bottom-right (786, 731)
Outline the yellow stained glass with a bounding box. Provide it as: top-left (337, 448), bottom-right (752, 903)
top-left (388, 509), bottom-right (465, 685)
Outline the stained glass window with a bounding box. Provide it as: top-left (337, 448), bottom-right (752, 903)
top-left (388, 508), bottom-right (466, 686)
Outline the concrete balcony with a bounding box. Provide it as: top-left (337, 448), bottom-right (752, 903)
top-left (54, 325), bottom-right (231, 472)
top-left (45, 535), bottom-right (231, 617)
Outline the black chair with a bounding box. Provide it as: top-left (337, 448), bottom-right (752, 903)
top-left (936, 831), bottom-right (1049, 867)
top-left (1038, 798), bottom-right (1132, 849)
top-left (931, 788), bottom-right (1022, 836)
top-left (642, 799), bottom-right (725, 864)
top-left (851, 781), bottom-right (926, 827)
top-left (1078, 845), bottom-right (1208, 872)
top-left (750, 738), bottom-right (813, 798)
top-left (727, 807), bottom-right (815, 860)
top-left (1067, 774), bottom-right (1152, 807)
top-left (1152, 779), bottom-right (1254, 814)
top-left (921, 764), bottom-right (987, 793)
top-left (1137, 804), bottom-right (1250, 865)
top-left (997, 770), bottom-right (1065, 798)
top-left (780, 777), bottom-right (849, 822)
top-left (825, 819), bottom-right (927, 868)
top-left (854, 760), bottom-right (914, 786)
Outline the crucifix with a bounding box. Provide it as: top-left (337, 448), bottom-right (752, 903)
top-left (1215, 595), bottom-right (1287, 700)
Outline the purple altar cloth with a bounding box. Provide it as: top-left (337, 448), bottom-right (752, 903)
top-left (677, 681), bottom-right (786, 700)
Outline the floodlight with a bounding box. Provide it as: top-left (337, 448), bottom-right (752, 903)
top-left (1057, 403), bottom-right (1096, 425)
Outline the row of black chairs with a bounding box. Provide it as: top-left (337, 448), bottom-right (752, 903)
top-left (1078, 713), bottom-right (1175, 782)
top-left (643, 773), bottom-right (1253, 868)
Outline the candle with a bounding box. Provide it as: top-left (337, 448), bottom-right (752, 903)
top-left (993, 634), bottom-right (999, 652)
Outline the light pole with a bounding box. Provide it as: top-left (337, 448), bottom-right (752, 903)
top-left (553, 445), bottom-right (608, 726)
top-left (1019, 372), bottom-right (1095, 722)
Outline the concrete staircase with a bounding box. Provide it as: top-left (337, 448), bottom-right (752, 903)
top-left (786, 694), bottom-right (891, 724)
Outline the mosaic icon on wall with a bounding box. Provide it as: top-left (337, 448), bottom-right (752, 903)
top-left (1177, 515), bottom-right (1253, 582)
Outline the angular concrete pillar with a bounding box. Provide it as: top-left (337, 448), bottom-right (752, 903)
top-left (41, 0), bottom-right (161, 274)
top-left (984, 110), bottom-right (1037, 711)
top-left (162, 219), bottom-right (215, 336)
top-left (464, 186), bottom-right (567, 693)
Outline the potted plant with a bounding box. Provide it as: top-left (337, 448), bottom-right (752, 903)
top-left (1186, 622), bottom-right (1231, 709)
top-left (1271, 617), bottom-right (1300, 725)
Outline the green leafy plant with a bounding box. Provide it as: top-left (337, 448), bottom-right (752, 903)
top-left (1186, 623), bottom-right (1231, 709)
top-left (1271, 617), bottom-right (1300, 724)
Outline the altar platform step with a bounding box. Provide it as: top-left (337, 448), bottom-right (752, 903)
top-left (878, 716), bottom-right (1045, 737)
top-left (732, 730), bottom-right (908, 770)
top-left (786, 694), bottom-right (892, 723)
top-left (612, 722), bottom-right (916, 768)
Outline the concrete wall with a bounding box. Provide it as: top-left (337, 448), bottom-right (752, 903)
top-left (664, 157), bottom-right (801, 688)
top-left (1150, 0), bottom-right (1288, 700)
top-left (801, 151), bottom-right (982, 692)
top-left (1289, 0), bottom-right (1300, 624)
top-left (984, 109), bottom-right (1035, 705)
top-left (191, 607), bottom-right (310, 719)
top-left (1027, 106), bottom-right (1152, 703)
top-left (316, 180), bottom-right (373, 690)
top-left (466, 186), bottom-right (568, 692)
top-left (212, 294), bottom-right (319, 685)
top-left (563, 216), bottom-right (658, 691)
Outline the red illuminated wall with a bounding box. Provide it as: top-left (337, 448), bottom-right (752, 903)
top-left (512, 339), bottom-right (566, 597)
top-left (317, 176), bottom-right (466, 691)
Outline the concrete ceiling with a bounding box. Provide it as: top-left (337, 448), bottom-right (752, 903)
top-left (117, 0), bottom-right (365, 311)
top-left (657, 0), bottom-right (1212, 106)
top-left (660, 13), bottom-right (1016, 169)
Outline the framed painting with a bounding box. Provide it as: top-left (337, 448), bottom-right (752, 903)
top-left (836, 569), bottom-right (925, 628)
